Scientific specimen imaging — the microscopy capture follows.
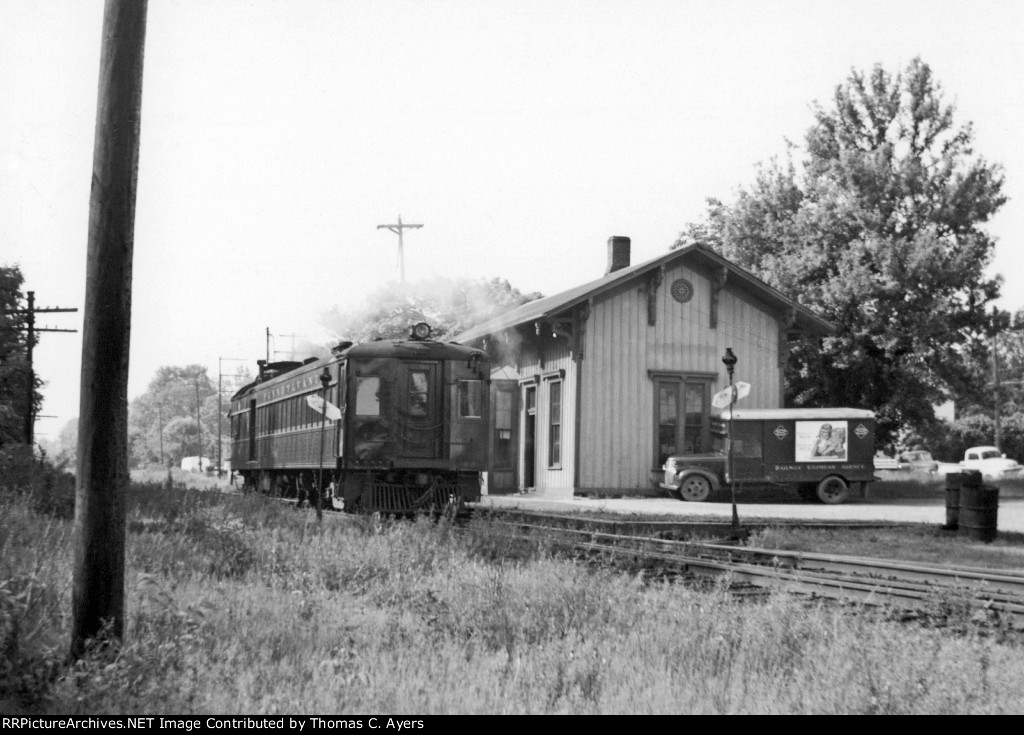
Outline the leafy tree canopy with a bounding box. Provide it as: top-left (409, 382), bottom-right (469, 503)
top-left (0, 264), bottom-right (40, 446)
top-left (677, 58), bottom-right (1006, 442)
top-left (321, 276), bottom-right (543, 344)
top-left (127, 363), bottom-right (253, 469)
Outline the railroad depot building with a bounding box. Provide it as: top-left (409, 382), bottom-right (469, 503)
top-left (454, 237), bottom-right (833, 497)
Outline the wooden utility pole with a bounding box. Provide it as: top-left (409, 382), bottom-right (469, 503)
top-left (218, 357), bottom-right (246, 477)
top-left (71, 0), bottom-right (148, 659)
top-left (377, 215), bottom-right (422, 282)
top-left (0, 290), bottom-right (78, 444)
top-left (993, 334), bottom-right (1001, 452)
top-left (195, 379), bottom-right (203, 470)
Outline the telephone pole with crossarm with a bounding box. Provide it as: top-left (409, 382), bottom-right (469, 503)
top-left (0, 290), bottom-right (78, 444)
top-left (377, 215), bottom-right (423, 282)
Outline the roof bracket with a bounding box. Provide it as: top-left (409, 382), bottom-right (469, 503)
top-left (710, 266), bottom-right (728, 328)
top-left (644, 266), bottom-right (664, 326)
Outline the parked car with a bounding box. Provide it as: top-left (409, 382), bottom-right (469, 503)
top-left (960, 446), bottom-right (1024, 481)
top-left (900, 449), bottom-right (938, 474)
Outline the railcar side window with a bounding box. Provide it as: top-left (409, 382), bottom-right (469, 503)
top-left (409, 371), bottom-right (428, 416)
top-left (356, 377), bottom-right (381, 416)
top-left (458, 380), bottom-right (483, 418)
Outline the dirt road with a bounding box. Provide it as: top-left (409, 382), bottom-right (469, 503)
top-left (477, 484), bottom-right (1024, 535)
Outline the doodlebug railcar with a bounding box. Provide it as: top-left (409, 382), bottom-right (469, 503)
top-left (228, 323), bottom-right (490, 513)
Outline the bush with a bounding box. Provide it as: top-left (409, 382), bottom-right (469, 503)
top-left (0, 445), bottom-right (75, 520)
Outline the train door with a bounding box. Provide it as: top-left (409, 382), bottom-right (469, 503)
top-left (400, 362), bottom-right (442, 458)
top-left (522, 383), bottom-right (537, 489)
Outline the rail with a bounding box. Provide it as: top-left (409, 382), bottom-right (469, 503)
top-left (487, 512), bottom-right (1024, 629)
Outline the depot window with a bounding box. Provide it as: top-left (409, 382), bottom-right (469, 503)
top-left (548, 380), bottom-right (562, 468)
top-left (651, 372), bottom-right (715, 467)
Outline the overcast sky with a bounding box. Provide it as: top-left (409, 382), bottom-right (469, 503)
top-left (3, 0), bottom-right (1023, 439)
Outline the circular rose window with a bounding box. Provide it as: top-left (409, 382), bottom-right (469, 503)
top-left (670, 278), bottom-right (694, 303)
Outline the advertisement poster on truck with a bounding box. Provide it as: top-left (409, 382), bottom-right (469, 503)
top-left (795, 421), bottom-right (849, 462)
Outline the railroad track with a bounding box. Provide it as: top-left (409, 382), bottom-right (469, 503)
top-left (472, 507), bottom-right (915, 539)
top-left (487, 512), bottom-right (1024, 629)
top-left (189, 491), bottom-right (1024, 627)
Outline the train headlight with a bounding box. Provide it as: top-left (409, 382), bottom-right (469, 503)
top-left (411, 322), bottom-right (432, 340)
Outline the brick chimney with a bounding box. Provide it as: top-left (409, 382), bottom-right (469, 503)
top-left (605, 235), bottom-right (631, 275)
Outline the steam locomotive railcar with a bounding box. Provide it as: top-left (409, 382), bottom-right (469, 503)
top-left (228, 323), bottom-right (490, 513)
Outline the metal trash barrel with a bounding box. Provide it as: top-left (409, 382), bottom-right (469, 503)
top-left (959, 473), bottom-right (998, 543)
top-left (943, 472), bottom-right (963, 530)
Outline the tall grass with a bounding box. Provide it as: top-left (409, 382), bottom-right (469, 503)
top-left (2, 454), bottom-right (1024, 713)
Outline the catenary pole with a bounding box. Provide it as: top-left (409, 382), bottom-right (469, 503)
top-left (71, 0), bottom-right (148, 658)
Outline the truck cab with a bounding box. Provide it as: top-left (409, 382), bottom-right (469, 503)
top-left (961, 446), bottom-right (1024, 481)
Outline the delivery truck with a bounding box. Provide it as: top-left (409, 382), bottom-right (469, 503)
top-left (659, 407), bottom-right (876, 504)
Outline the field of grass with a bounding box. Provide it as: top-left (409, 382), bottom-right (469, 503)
top-left (3, 454), bottom-right (1024, 714)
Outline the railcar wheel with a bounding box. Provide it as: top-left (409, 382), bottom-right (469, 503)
top-left (678, 475), bottom-right (712, 502)
top-left (815, 476), bottom-right (850, 505)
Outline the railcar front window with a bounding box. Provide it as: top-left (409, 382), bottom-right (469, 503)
top-left (458, 380), bottom-right (483, 418)
top-left (356, 377), bottom-right (381, 416)
top-left (409, 371), bottom-right (428, 416)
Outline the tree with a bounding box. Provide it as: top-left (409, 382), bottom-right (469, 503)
top-left (127, 365), bottom-right (236, 468)
top-left (0, 264), bottom-right (40, 446)
top-left (677, 58), bottom-right (1006, 442)
top-left (321, 276), bottom-right (543, 344)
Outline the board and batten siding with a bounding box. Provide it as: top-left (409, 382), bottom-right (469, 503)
top-left (515, 340), bottom-right (577, 495)
top-left (578, 261), bottom-right (781, 493)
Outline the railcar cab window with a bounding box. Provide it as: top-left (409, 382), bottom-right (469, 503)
top-left (356, 377), bottom-right (381, 416)
top-left (409, 371), bottom-right (429, 416)
top-left (458, 380), bottom-right (483, 418)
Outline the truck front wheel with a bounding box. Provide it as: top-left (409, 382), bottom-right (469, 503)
top-left (815, 476), bottom-right (849, 505)
top-left (678, 475), bottom-right (712, 502)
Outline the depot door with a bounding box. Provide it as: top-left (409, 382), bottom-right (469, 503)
top-left (488, 380), bottom-right (518, 493)
top-left (522, 384), bottom-right (537, 489)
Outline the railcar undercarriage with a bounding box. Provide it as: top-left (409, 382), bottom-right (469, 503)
top-left (237, 467), bottom-right (480, 514)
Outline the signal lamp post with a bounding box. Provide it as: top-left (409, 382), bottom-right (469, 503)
top-left (722, 348), bottom-right (739, 531)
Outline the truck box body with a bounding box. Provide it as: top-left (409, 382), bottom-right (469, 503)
top-left (721, 408), bottom-right (876, 484)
